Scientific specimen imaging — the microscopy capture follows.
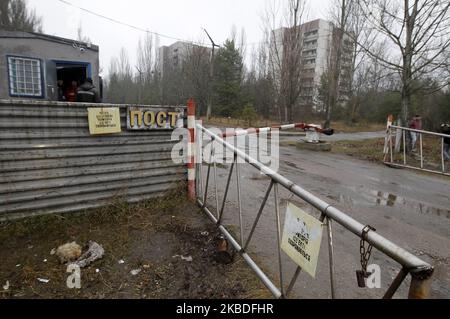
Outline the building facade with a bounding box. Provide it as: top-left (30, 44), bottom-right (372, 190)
top-left (269, 19), bottom-right (354, 112)
top-left (157, 41), bottom-right (211, 105)
top-left (158, 41), bottom-right (211, 77)
top-left (0, 31), bottom-right (100, 101)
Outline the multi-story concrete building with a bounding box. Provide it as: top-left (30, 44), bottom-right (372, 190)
top-left (158, 41), bottom-right (210, 77)
top-left (157, 41), bottom-right (211, 105)
top-left (269, 18), bottom-right (354, 111)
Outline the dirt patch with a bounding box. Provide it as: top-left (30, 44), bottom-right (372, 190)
top-left (0, 188), bottom-right (271, 299)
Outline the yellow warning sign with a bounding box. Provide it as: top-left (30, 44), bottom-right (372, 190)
top-left (88, 108), bottom-right (121, 135)
top-left (281, 202), bottom-right (324, 278)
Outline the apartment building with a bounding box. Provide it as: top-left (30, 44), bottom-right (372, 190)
top-left (158, 41), bottom-right (210, 77)
top-left (269, 19), bottom-right (354, 111)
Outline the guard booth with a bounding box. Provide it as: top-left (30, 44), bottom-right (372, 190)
top-left (0, 30), bottom-right (102, 102)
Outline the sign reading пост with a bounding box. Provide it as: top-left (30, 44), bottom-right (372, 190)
top-left (127, 106), bottom-right (184, 130)
top-left (281, 202), bottom-right (324, 278)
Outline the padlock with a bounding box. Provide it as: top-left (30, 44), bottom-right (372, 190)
top-left (215, 236), bottom-right (233, 264)
top-left (356, 270), bottom-right (368, 288)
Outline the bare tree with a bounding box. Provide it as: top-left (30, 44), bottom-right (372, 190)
top-left (0, 1), bottom-right (9, 28)
top-left (346, 2), bottom-right (373, 123)
top-left (255, 37), bottom-right (276, 118)
top-left (335, 1), bottom-right (379, 123)
top-left (183, 44), bottom-right (211, 115)
top-left (137, 34), bottom-right (154, 84)
top-left (77, 22), bottom-right (91, 44)
top-left (115, 48), bottom-right (135, 103)
top-left (265, 0), bottom-right (307, 123)
top-left (0, 0), bottom-right (42, 32)
top-left (323, 0), bottom-right (355, 128)
top-left (136, 34), bottom-right (155, 104)
top-left (118, 48), bottom-right (132, 80)
top-left (358, 0), bottom-right (450, 123)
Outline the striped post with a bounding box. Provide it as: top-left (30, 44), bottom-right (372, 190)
top-left (187, 99), bottom-right (196, 201)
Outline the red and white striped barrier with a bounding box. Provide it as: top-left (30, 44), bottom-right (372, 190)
top-left (221, 123), bottom-right (334, 138)
top-left (187, 116), bottom-right (333, 199)
top-left (187, 99), bottom-right (196, 200)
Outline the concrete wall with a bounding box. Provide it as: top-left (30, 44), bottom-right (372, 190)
top-left (0, 100), bottom-right (186, 221)
top-left (0, 32), bottom-right (99, 101)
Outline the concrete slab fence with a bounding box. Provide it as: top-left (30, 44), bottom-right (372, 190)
top-left (0, 99), bottom-right (186, 221)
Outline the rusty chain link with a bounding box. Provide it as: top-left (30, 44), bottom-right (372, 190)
top-left (360, 225), bottom-right (376, 275)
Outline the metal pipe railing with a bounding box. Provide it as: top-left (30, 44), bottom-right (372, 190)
top-left (196, 123), bottom-right (434, 299)
top-left (389, 125), bottom-right (450, 138)
top-left (385, 125), bottom-right (450, 176)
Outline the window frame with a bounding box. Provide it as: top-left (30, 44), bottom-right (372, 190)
top-left (7, 55), bottom-right (45, 99)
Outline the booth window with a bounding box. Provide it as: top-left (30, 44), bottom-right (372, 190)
top-left (8, 56), bottom-right (43, 97)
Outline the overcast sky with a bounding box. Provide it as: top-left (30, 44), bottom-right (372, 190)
top-left (27, 0), bottom-right (330, 76)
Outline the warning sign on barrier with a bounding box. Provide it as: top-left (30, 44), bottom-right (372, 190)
top-left (281, 202), bottom-right (324, 278)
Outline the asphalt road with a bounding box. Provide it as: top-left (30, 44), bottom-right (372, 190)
top-left (200, 136), bottom-right (450, 299)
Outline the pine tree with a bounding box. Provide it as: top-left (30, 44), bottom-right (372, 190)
top-left (212, 39), bottom-right (243, 117)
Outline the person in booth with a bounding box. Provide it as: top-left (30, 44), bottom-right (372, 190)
top-left (57, 80), bottom-right (66, 101)
top-left (76, 78), bottom-right (101, 103)
top-left (65, 80), bottom-right (78, 102)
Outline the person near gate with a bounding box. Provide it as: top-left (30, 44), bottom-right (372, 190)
top-left (76, 78), bottom-right (100, 103)
top-left (441, 123), bottom-right (450, 161)
top-left (408, 115), bottom-right (422, 152)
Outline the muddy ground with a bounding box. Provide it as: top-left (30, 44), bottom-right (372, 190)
top-left (0, 188), bottom-right (271, 299)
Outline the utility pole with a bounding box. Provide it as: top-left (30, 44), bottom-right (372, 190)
top-left (203, 28), bottom-right (220, 120)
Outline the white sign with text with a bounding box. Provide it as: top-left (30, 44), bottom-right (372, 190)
top-left (281, 203), bottom-right (324, 278)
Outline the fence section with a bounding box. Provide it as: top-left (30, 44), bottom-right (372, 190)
top-left (0, 99), bottom-right (186, 220)
top-left (196, 123), bottom-right (434, 299)
top-left (384, 125), bottom-right (450, 176)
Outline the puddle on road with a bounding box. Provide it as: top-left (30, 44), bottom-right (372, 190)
top-left (370, 191), bottom-right (450, 219)
top-left (328, 188), bottom-right (450, 220)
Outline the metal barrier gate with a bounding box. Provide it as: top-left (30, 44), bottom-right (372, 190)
top-left (384, 125), bottom-right (450, 176)
top-left (195, 123), bottom-right (434, 299)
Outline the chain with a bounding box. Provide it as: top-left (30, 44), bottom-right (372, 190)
top-left (360, 225), bottom-right (376, 275)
